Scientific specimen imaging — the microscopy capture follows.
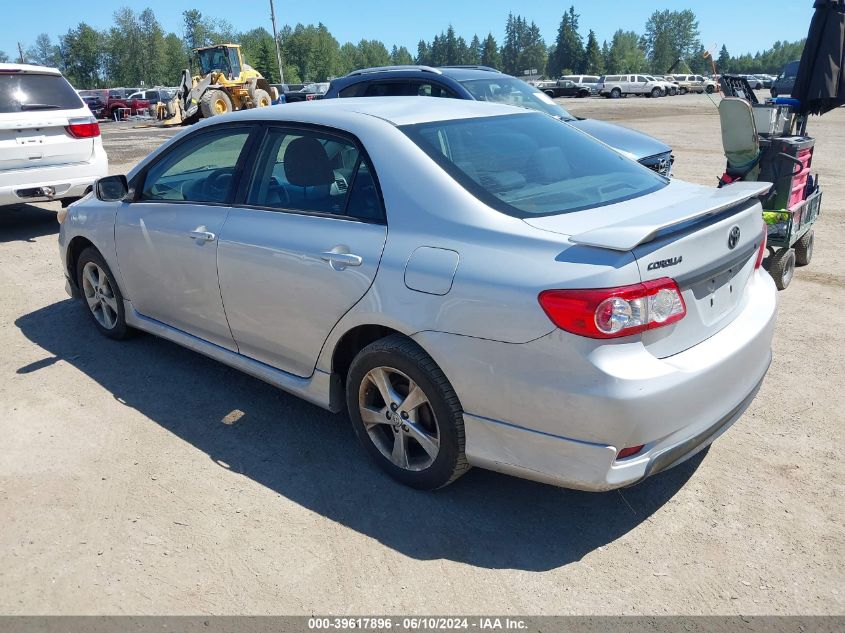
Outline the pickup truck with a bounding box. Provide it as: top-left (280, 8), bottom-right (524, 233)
top-left (104, 89), bottom-right (151, 120)
top-left (540, 79), bottom-right (592, 99)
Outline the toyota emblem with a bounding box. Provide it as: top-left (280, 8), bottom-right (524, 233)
top-left (728, 226), bottom-right (741, 249)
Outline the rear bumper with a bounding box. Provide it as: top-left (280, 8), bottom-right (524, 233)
top-left (414, 269), bottom-right (777, 491)
top-left (0, 145), bottom-right (107, 207)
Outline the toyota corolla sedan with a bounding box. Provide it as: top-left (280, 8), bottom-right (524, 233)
top-left (58, 98), bottom-right (776, 491)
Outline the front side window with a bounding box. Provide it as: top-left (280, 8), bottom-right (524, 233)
top-left (140, 129), bottom-right (250, 203)
top-left (401, 113), bottom-right (666, 218)
top-left (412, 81), bottom-right (458, 98)
top-left (246, 128), bottom-right (383, 221)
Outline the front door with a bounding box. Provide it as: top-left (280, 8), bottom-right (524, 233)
top-left (217, 126), bottom-right (387, 377)
top-left (115, 126), bottom-right (254, 350)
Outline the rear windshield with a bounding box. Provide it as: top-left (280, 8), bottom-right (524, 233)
top-left (0, 72), bottom-right (82, 113)
top-left (401, 113), bottom-right (667, 218)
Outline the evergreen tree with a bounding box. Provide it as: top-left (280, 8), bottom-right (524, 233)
top-left (416, 40), bottom-right (430, 65)
top-left (481, 33), bottom-right (500, 69)
top-left (469, 35), bottom-right (481, 65)
top-left (584, 30), bottom-right (603, 75)
top-left (601, 40), bottom-right (611, 73)
top-left (547, 6), bottom-right (584, 78)
top-left (501, 13), bottom-right (519, 75)
top-left (254, 38), bottom-right (277, 82)
top-left (717, 44), bottom-right (731, 73)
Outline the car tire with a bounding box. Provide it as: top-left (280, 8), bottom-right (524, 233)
top-left (200, 89), bottom-right (233, 118)
top-left (705, 85), bottom-right (715, 94)
top-left (577, 90), bottom-right (589, 98)
top-left (610, 88), bottom-right (622, 99)
top-left (680, 87), bottom-right (688, 95)
top-left (769, 248), bottom-right (796, 290)
top-left (76, 247), bottom-right (133, 340)
top-left (544, 90), bottom-right (555, 98)
top-left (650, 87), bottom-right (662, 98)
top-left (346, 334), bottom-right (469, 490)
top-left (770, 89), bottom-right (778, 98)
top-left (795, 230), bottom-right (814, 266)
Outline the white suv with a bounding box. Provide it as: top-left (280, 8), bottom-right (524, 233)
top-left (1, 64), bottom-right (108, 209)
top-left (598, 74), bottom-right (666, 98)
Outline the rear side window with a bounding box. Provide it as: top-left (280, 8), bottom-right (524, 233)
top-left (338, 83), bottom-right (367, 98)
top-left (246, 127), bottom-right (384, 221)
top-left (401, 113), bottom-right (666, 218)
top-left (363, 81), bottom-right (408, 97)
top-left (0, 72), bottom-right (83, 113)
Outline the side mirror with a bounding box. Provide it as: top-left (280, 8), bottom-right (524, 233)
top-left (95, 175), bottom-right (129, 202)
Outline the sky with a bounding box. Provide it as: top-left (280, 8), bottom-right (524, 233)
top-left (0, 0), bottom-right (815, 60)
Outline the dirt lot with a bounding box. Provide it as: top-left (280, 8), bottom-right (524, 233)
top-left (0, 95), bottom-right (843, 615)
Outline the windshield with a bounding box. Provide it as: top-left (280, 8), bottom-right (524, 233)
top-left (459, 77), bottom-right (576, 121)
top-left (0, 72), bottom-right (82, 113)
top-left (401, 113), bottom-right (667, 218)
top-left (197, 48), bottom-right (230, 75)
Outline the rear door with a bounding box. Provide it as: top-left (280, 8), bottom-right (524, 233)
top-left (217, 125), bottom-right (387, 377)
top-left (0, 69), bottom-right (93, 172)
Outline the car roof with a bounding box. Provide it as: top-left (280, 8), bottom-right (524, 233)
top-left (0, 63), bottom-right (61, 76)
top-left (203, 96), bottom-right (530, 128)
top-left (340, 65), bottom-right (505, 84)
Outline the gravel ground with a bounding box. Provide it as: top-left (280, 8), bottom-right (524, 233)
top-left (0, 94), bottom-right (842, 615)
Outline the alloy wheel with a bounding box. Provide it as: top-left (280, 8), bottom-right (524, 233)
top-left (358, 366), bottom-right (441, 471)
top-left (81, 261), bottom-right (119, 330)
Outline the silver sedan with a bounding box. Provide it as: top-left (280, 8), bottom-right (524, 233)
top-left (58, 98), bottom-right (777, 490)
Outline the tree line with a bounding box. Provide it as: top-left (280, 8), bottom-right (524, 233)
top-left (1, 5), bottom-right (805, 89)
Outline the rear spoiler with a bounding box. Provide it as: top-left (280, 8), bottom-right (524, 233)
top-left (569, 182), bottom-right (772, 251)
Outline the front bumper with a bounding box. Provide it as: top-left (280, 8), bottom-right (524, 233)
top-left (413, 270), bottom-right (777, 491)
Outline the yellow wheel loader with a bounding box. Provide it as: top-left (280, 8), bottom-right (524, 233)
top-left (166, 44), bottom-right (278, 125)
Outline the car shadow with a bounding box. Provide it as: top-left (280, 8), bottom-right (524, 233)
top-left (0, 203), bottom-right (59, 243)
top-left (15, 299), bottom-right (706, 571)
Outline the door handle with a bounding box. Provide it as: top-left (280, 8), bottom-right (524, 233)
top-left (320, 250), bottom-right (363, 270)
top-left (189, 230), bottom-right (216, 242)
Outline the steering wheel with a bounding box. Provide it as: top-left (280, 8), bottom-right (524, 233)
top-left (203, 168), bottom-right (234, 202)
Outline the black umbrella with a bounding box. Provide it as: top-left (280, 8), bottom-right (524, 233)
top-left (792, 0), bottom-right (845, 116)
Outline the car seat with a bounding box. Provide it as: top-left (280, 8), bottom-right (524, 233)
top-left (284, 136), bottom-right (335, 212)
top-left (718, 97), bottom-right (761, 185)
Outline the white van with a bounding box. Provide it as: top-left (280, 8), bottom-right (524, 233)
top-left (1, 64), bottom-right (108, 209)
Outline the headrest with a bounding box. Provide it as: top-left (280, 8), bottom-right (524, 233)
top-left (284, 137), bottom-right (334, 187)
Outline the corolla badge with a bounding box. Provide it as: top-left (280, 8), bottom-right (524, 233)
top-left (647, 256), bottom-right (683, 271)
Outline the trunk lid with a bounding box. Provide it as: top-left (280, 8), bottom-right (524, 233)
top-left (525, 180), bottom-right (770, 357)
top-left (0, 111), bottom-right (94, 171)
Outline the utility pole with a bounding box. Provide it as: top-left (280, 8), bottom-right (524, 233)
top-left (17, 42), bottom-right (25, 64)
top-left (269, 0), bottom-right (284, 84)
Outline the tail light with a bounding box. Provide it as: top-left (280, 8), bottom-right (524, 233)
top-left (754, 226), bottom-right (767, 269)
top-left (66, 118), bottom-right (100, 139)
top-left (538, 278), bottom-right (686, 339)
